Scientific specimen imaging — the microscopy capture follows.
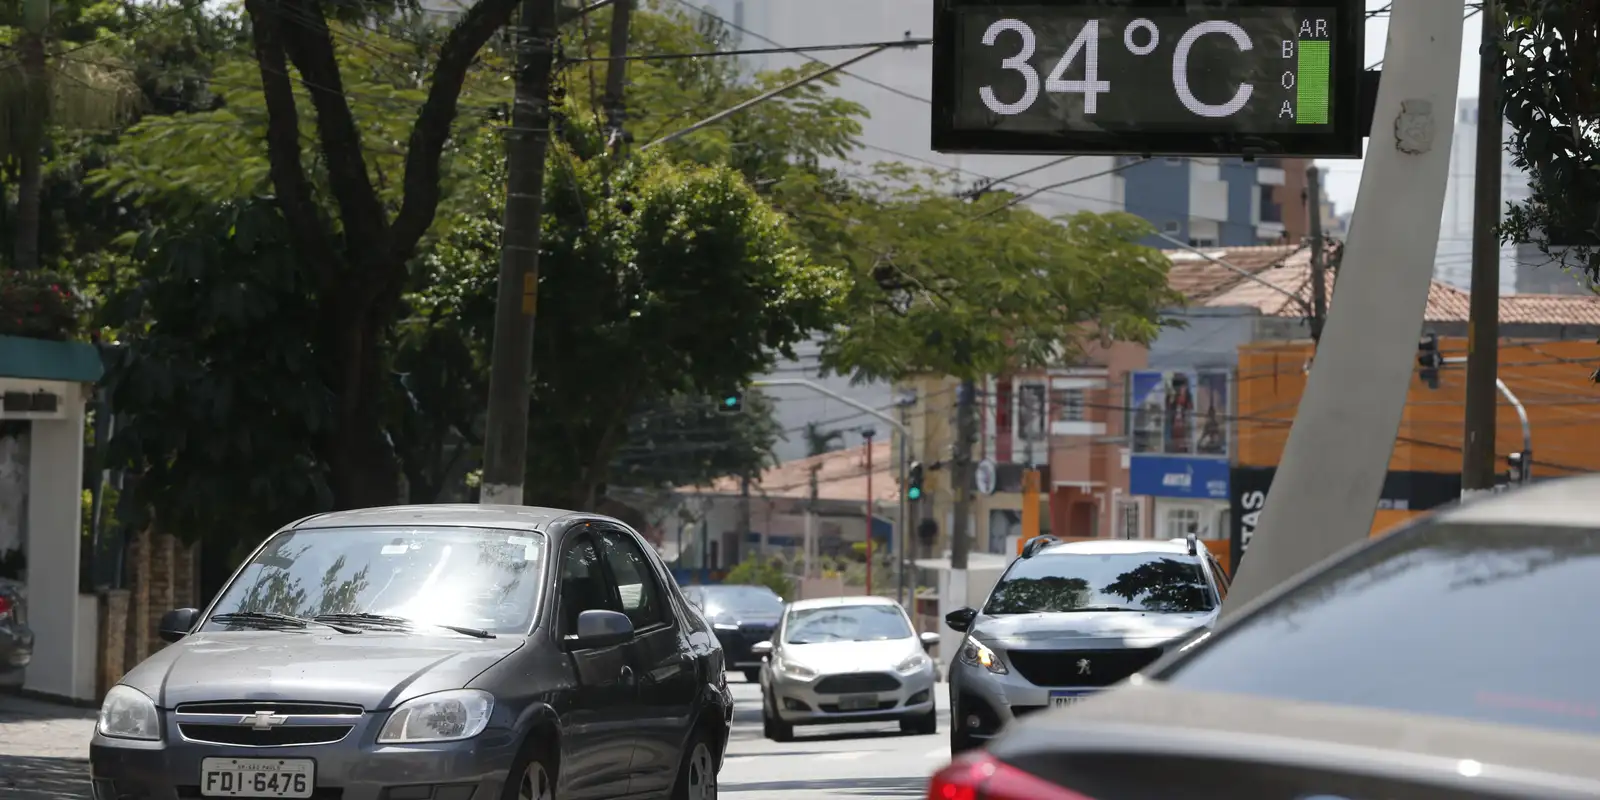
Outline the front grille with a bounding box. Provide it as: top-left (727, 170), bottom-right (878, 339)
top-left (818, 700), bottom-right (898, 713)
top-left (813, 673), bottom-right (901, 694)
top-left (175, 701), bottom-right (363, 716)
top-left (1006, 648), bottom-right (1163, 688)
top-left (178, 724), bottom-right (353, 746)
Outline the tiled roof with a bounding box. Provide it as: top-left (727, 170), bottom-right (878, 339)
top-left (1166, 246), bottom-right (1600, 325)
top-left (688, 440), bottom-right (898, 503)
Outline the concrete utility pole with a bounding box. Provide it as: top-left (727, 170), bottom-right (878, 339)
top-left (1223, 0), bottom-right (1466, 614)
top-left (738, 473), bottom-right (752, 561)
top-left (862, 427), bottom-right (877, 595)
top-left (949, 380), bottom-right (977, 570)
top-left (1462, 0), bottom-right (1505, 496)
top-left (479, 0), bottom-right (560, 505)
top-left (1306, 165), bottom-right (1328, 345)
top-left (600, 0), bottom-right (634, 152)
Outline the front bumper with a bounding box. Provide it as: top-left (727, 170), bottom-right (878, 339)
top-left (949, 641), bottom-right (1170, 742)
top-left (768, 667), bottom-right (937, 727)
top-left (0, 624), bottom-right (33, 672)
top-left (90, 714), bottom-right (521, 800)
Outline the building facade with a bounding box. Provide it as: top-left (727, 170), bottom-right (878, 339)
top-left (1117, 157), bottom-right (1313, 249)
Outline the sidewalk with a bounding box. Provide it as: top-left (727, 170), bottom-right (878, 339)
top-left (0, 692), bottom-right (94, 800)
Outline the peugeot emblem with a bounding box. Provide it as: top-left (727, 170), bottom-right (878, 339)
top-left (244, 711), bottom-right (288, 730)
top-left (1075, 658), bottom-right (1091, 675)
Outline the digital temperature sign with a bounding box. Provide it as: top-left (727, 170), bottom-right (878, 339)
top-left (931, 0), bottom-right (1364, 157)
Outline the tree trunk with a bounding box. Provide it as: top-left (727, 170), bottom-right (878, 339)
top-left (13, 29), bottom-right (48, 272)
top-left (321, 290), bottom-right (403, 509)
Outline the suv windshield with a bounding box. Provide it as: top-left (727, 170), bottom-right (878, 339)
top-left (785, 604), bottom-right (912, 644)
top-left (984, 552), bottom-right (1215, 614)
top-left (1160, 522), bottom-right (1600, 736)
top-left (700, 586), bottom-right (783, 616)
top-left (205, 526), bottom-right (546, 636)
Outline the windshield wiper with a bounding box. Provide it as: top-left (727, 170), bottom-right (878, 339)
top-left (211, 611), bottom-right (362, 634)
top-left (313, 613), bottom-right (495, 639)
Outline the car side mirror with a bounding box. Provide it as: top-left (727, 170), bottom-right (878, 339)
top-left (749, 640), bottom-right (774, 658)
top-left (944, 607), bottom-right (978, 633)
top-left (919, 631), bottom-right (940, 651)
top-left (569, 609), bottom-right (635, 650)
top-left (159, 608), bottom-right (199, 643)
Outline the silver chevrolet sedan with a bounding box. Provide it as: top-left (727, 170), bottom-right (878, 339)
top-left (754, 595), bottom-right (940, 741)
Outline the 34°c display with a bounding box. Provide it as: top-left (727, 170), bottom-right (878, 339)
top-left (930, 0), bottom-right (1365, 157)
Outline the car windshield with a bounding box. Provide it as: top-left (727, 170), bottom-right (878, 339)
top-left (700, 586), bottom-right (783, 616)
top-left (984, 552), bottom-right (1216, 614)
top-left (785, 604), bottom-right (912, 644)
top-left (204, 526), bottom-right (546, 636)
top-left (1159, 521), bottom-right (1600, 736)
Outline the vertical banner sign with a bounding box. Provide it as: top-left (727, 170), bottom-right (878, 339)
top-left (1229, 467), bottom-right (1275, 571)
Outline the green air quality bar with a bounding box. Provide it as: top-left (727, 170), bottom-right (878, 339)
top-left (1296, 39), bottom-right (1331, 124)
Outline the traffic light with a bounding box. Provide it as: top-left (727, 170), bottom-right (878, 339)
top-left (905, 461), bottom-right (924, 501)
top-left (717, 390), bottom-right (744, 414)
top-left (1417, 333), bottom-right (1444, 389)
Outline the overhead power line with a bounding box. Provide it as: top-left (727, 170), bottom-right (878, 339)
top-left (563, 37), bottom-right (932, 63)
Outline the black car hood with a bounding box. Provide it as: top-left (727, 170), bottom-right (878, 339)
top-left (121, 630), bottom-right (522, 711)
top-left (707, 609), bottom-right (781, 627)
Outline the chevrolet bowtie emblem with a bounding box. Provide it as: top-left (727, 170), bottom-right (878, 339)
top-left (244, 711), bottom-right (288, 730)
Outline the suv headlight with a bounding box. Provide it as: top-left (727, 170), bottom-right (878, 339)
top-left (958, 638), bottom-right (1008, 675)
top-left (98, 685), bottom-right (161, 741)
top-left (377, 689), bottom-right (494, 744)
top-left (894, 653), bottom-right (931, 674)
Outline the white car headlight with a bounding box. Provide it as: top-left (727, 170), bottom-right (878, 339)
top-left (377, 689), bottom-right (493, 744)
top-left (894, 653), bottom-right (931, 674)
top-left (777, 658), bottom-right (816, 679)
top-left (958, 638), bottom-right (1008, 675)
top-left (98, 685), bottom-right (160, 741)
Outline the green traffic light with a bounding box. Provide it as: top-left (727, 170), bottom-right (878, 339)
top-left (723, 396), bottom-right (737, 407)
top-left (907, 487), bottom-right (922, 500)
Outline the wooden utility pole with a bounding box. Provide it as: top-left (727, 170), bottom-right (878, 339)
top-left (1306, 165), bottom-right (1328, 345)
top-left (1462, 0), bottom-right (1505, 494)
top-left (949, 380), bottom-right (977, 570)
top-left (479, 0), bottom-right (559, 505)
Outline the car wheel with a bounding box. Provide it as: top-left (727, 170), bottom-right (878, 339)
top-left (761, 691), bottom-right (794, 742)
top-left (502, 738), bottom-right (557, 800)
top-left (900, 707), bottom-right (938, 736)
top-left (742, 668), bottom-right (760, 683)
top-left (672, 726), bottom-right (720, 800)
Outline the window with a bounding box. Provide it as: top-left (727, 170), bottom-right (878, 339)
top-left (1119, 500), bottom-right (1142, 540)
top-left (984, 552), bottom-right (1215, 615)
top-left (598, 530), bottom-right (667, 630)
top-left (1188, 237), bottom-right (1216, 247)
top-left (1163, 220), bottom-right (1181, 234)
top-left (559, 536), bottom-right (615, 638)
top-left (1053, 388), bottom-right (1086, 422)
top-left (1206, 554), bottom-right (1229, 601)
top-left (1259, 184), bottom-right (1283, 223)
top-left (1159, 522), bottom-right (1600, 736)
top-left (1016, 383), bottom-right (1047, 442)
top-left (1164, 507), bottom-right (1201, 539)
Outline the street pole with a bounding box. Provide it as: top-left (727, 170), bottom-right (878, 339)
top-left (1306, 165), bottom-right (1328, 345)
top-left (480, 0), bottom-right (559, 505)
top-left (738, 473), bottom-right (751, 561)
top-left (806, 465), bottom-right (820, 580)
top-left (950, 380), bottom-right (977, 570)
top-left (1462, 0), bottom-right (1505, 496)
top-left (863, 427), bottom-right (876, 596)
top-left (600, 0), bottom-right (633, 152)
top-left (895, 402), bottom-right (909, 607)
top-left (1222, 0), bottom-right (1465, 614)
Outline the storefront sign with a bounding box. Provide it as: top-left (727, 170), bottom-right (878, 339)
top-left (1130, 455), bottom-right (1230, 499)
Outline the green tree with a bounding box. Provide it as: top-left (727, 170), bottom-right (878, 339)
top-left (1500, 1), bottom-right (1600, 280)
top-left (610, 391), bottom-right (783, 493)
top-left (723, 554), bottom-right (794, 599)
top-left (803, 422), bottom-right (844, 457)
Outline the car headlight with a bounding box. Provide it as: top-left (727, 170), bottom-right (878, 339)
top-left (958, 638), bottom-right (1008, 675)
top-left (894, 653), bottom-right (931, 674)
top-left (777, 658), bottom-right (816, 679)
top-left (712, 622), bottom-right (738, 632)
top-left (98, 685), bottom-right (161, 741)
top-left (377, 689), bottom-right (494, 744)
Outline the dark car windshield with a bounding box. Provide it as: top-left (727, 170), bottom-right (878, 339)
top-left (700, 585), bottom-right (783, 616)
top-left (984, 552), bottom-right (1215, 615)
top-left (1159, 521), bottom-right (1600, 736)
top-left (785, 604), bottom-right (912, 644)
top-left (205, 526), bottom-right (546, 636)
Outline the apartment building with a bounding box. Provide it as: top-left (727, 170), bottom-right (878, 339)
top-left (1116, 157), bottom-right (1314, 249)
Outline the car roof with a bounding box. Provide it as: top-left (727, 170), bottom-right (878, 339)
top-left (787, 595), bottom-right (902, 612)
top-left (291, 504), bottom-right (584, 533)
top-left (1032, 538), bottom-right (1194, 557)
top-left (998, 680), bottom-right (1600, 792)
top-left (1436, 475), bottom-right (1600, 529)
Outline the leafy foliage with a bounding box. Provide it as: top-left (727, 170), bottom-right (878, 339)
top-left (611, 391), bottom-right (783, 492)
top-left (1500, 0), bottom-right (1600, 277)
top-left (0, 267), bottom-right (79, 337)
top-left (723, 554), bottom-right (795, 599)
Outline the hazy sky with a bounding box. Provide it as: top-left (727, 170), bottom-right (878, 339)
top-left (1315, 3), bottom-right (1490, 218)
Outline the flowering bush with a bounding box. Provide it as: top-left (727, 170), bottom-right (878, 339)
top-left (0, 270), bottom-right (82, 341)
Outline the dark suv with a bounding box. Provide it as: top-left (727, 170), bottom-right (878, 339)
top-left (91, 505), bottom-right (733, 800)
top-left (681, 584), bottom-right (783, 682)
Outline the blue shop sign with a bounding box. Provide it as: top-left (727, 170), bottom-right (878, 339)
top-left (1130, 455), bottom-right (1230, 500)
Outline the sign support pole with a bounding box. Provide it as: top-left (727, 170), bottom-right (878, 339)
top-left (1223, 0), bottom-right (1467, 614)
